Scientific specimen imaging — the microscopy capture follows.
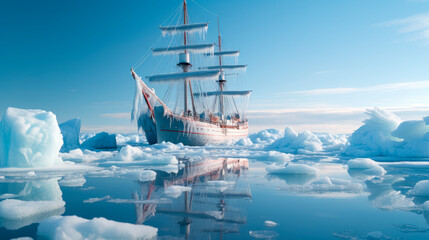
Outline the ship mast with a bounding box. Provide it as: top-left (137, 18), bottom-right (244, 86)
top-left (217, 17), bottom-right (225, 120)
top-left (180, 0), bottom-right (197, 117)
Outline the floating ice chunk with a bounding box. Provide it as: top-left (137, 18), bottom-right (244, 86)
top-left (138, 170), bottom-right (156, 182)
top-left (59, 119), bottom-right (81, 152)
top-left (264, 220), bottom-right (278, 227)
top-left (0, 199), bottom-right (65, 220)
top-left (11, 237), bottom-right (33, 240)
top-left (0, 107), bottom-right (63, 168)
top-left (37, 215), bottom-right (157, 240)
top-left (84, 195), bottom-right (111, 203)
top-left (249, 230), bottom-right (279, 239)
top-left (164, 185), bottom-right (192, 198)
top-left (116, 134), bottom-right (145, 145)
top-left (81, 132), bottom-right (117, 150)
top-left (59, 175), bottom-right (86, 187)
top-left (410, 180), bottom-right (429, 196)
top-left (117, 145), bottom-right (178, 165)
top-left (347, 158), bottom-right (386, 177)
top-left (266, 163), bottom-right (319, 175)
top-left (118, 145), bottom-right (144, 162)
top-left (256, 151), bottom-right (294, 165)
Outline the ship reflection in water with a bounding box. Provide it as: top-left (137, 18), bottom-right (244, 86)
top-left (134, 157), bottom-right (251, 239)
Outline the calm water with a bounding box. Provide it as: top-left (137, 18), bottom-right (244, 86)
top-left (1, 155), bottom-right (429, 239)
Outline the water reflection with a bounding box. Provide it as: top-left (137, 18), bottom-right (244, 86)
top-left (132, 157), bottom-right (250, 239)
top-left (0, 178), bottom-right (64, 230)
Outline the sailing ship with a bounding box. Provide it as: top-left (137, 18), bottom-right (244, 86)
top-left (131, 0), bottom-right (251, 146)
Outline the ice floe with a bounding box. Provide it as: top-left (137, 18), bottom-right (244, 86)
top-left (37, 215), bottom-right (157, 240)
top-left (0, 199), bottom-right (65, 220)
top-left (347, 158), bottom-right (386, 178)
top-left (410, 180), bottom-right (429, 197)
top-left (264, 220), bottom-right (278, 227)
top-left (266, 163), bottom-right (319, 175)
top-left (0, 107), bottom-right (63, 168)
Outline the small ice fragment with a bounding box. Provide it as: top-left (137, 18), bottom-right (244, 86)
top-left (249, 230), bottom-right (279, 239)
top-left (264, 220), bottom-right (278, 227)
top-left (26, 171), bottom-right (36, 177)
top-left (83, 195), bottom-right (111, 203)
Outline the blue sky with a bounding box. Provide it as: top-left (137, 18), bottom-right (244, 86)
top-left (1, 0), bottom-right (429, 134)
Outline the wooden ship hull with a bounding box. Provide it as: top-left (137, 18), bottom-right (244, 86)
top-left (154, 106), bottom-right (248, 146)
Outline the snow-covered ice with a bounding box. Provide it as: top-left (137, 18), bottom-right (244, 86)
top-left (0, 199), bottom-right (65, 220)
top-left (37, 215), bottom-right (157, 240)
top-left (0, 107), bottom-right (63, 168)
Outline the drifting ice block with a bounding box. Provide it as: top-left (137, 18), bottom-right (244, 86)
top-left (0, 107), bottom-right (63, 168)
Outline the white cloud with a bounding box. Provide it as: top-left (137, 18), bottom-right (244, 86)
top-left (286, 80), bottom-right (429, 96)
top-left (383, 13), bottom-right (429, 43)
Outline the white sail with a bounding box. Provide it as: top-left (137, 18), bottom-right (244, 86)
top-left (152, 43), bottom-right (215, 55)
top-left (147, 70), bottom-right (221, 83)
top-left (160, 22), bottom-right (208, 37)
top-left (194, 90), bottom-right (252, 96)
top-left (200, 64), bottom-right (247, 71)
top-left (205, 50), bottom-right (240, 57)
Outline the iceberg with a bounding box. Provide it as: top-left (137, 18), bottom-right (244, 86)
top-left (80, 132), bottom-right (117, 150)
top-left (0, 107), bottom-right (63, 168)
top-left (59, 119), bottom-right (81, 152)
top-left (344, 108), bottom-right (401, 157)
top-left (37, 215), bottom-right (157, 240)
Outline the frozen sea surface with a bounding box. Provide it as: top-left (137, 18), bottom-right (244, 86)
top-left (1, 139), bottom-right (429, 239)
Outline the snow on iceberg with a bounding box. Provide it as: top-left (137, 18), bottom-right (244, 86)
top-left (37, 215), bottom-right (157, 240)
top-left (344, 108), bottom-right (401, 157)
top-left (80, 132), bottom-right (117, 150)
top-left (249, 129), bottom-right (284, 145)
top-left (59, 119), bottom-right (81, 152)
top-left (266, 127), bottom-right (347, 154)
top-left (345, 108), bottom-right (429, 157)
top-left (266, 163), bottom-right (319, 175)
top-left (410, 180), bottom-right (429, 197)
top-left (0, 107), bottom-right (63, 168)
